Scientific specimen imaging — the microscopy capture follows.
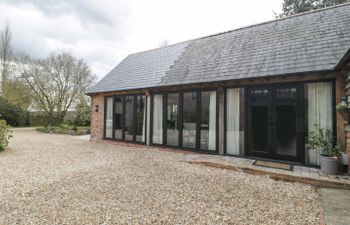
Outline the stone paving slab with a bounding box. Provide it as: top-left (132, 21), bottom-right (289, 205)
top-left (320, 188), bottom-right (350, 225)
top-left (182, 154), bottom-right (350, 190)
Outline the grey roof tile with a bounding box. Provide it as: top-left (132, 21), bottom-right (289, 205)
top-left (87, 3), bottom-right (350, 94)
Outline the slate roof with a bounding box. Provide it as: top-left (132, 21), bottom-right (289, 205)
top-left (87, 3), bottom-right (350, 94)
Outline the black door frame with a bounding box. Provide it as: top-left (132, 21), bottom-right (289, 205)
top-left (103, 94), bottom-right (147, 144)
top-left (246, 83), bottom-right (305, 163)
top-left (150, 89), bottom-right (219, 154)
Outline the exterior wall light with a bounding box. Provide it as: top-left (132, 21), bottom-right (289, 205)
top-left (95, 105), bottom-right (99, 112)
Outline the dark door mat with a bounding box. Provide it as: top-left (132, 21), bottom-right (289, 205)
top-left (253, 160), bottom-right (293, 171)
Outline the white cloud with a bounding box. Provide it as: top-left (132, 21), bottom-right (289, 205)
top-left (0, 0), bottom-right (282, 79)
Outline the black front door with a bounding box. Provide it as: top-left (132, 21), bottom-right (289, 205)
top-left (247, 84), bottom-right (304, 162)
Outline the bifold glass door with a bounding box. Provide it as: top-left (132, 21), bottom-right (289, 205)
top-left (104, 95), bottom-right (146, 143)
top-left (151, 91), bottom-right (217, 152)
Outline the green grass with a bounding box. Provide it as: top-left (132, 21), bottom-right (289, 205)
top-left (36, 125), bottom-right (90, 136)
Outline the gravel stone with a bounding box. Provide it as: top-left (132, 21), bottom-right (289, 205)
top-left (0, 129), bottom-right (323, 224)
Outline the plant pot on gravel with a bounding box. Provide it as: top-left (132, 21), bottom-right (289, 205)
top-left (307, 125), bottom-right (342, 175)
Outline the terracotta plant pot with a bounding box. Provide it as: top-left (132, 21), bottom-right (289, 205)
top-left (320, 155), bottom-right (339, 175)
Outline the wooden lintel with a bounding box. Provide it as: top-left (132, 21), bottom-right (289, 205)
top-left (88, 71), bottom-right (339, 97)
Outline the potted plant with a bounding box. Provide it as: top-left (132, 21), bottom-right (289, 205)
top-left (336, 100), bottom-right (349, 171)
top-left (336, 101), bottom-right (349, 123)
top-left (341, 150), bottom-right (348, 173)
top-left (307, 126), bottom-right (342, 175)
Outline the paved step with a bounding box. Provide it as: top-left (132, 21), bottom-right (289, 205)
top-left (182, 154), bottom-right (350, 190)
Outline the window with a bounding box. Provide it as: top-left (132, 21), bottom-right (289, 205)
top-left (152, 94), bottom-right (163, 144)
top-left (305, 82), bottom-right (333, 166)
top-left (200, 91), bottom-right (216, 151)
top-left (276, 88), bottom-right (296, 100)
top-left (226, 88), bottom-right (242, 155)
top-left (250, 89), bottom-right (269, 101)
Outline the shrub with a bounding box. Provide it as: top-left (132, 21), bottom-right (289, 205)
top-left (29, 111), bottom-right (47, 127)
top-left (36, 125), bottom-right (90, 136)
top-left (73, 106), bottom-right (91, 126)
top-left (0, 97), bottom-right (24, 126)
top-left (0, 119), bottom-right (12, 151)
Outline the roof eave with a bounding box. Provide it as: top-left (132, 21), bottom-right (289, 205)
top-left (85, 68), bottom-right (339, 95)
top-left (333, 49), bottom-right (350, 71)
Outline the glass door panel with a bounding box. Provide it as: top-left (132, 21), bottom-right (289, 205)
top-left (200, 91), bottom-right (216, 151)
top-left (166, 93), bottom-right (179, 146)
top-left (275, 87), bottom-right (297, 157)
top-left (105, 97), bottom-right (113, 138)
top-left (251, 105), bottom-right (269, 153)
top-left (183, 92), bottom-right (197, 149)
top-left (124, 96), bottom-right (134, 141)
top-left (136, 95), bottom-right (146, 143)
top-left (152, 94), bottom-right (163, 144)
top-left (114, 96), bottom-right (123, 139)
top-left (276, 105), bottom-right (297, 156)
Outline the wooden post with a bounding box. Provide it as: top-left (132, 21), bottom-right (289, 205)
top-left (344, 64), bottom-right (350, 173)
top-left (146, 91), bottom-right (151, 146)
top-left (336, 72), bottom-right (346, 147)
top-left (218, 88), bottom-right (225, 155)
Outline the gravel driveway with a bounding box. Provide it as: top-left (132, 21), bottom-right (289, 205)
top-left (0, 129), bottom-right (322, 224)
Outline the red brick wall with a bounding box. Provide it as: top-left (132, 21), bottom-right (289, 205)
top-left (90, 94), bottom-right (104, 141)
top-left (346, 130), bottom-right (350, 173)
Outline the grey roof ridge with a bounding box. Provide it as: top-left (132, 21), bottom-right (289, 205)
top-left (127, 2), bottom-right (350, 57)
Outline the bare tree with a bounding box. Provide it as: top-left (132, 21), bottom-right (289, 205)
top-left (159, 39), bottom-right (171, 47)
top-left (0, 24), bottom-right (33, 110)
top-left (0, 22), bottom-right (12, 96)
top-left (18, 52), bottom-right (96, 126)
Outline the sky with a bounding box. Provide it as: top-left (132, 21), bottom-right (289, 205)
top-left (0, 0), bottom-right (282, 79)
